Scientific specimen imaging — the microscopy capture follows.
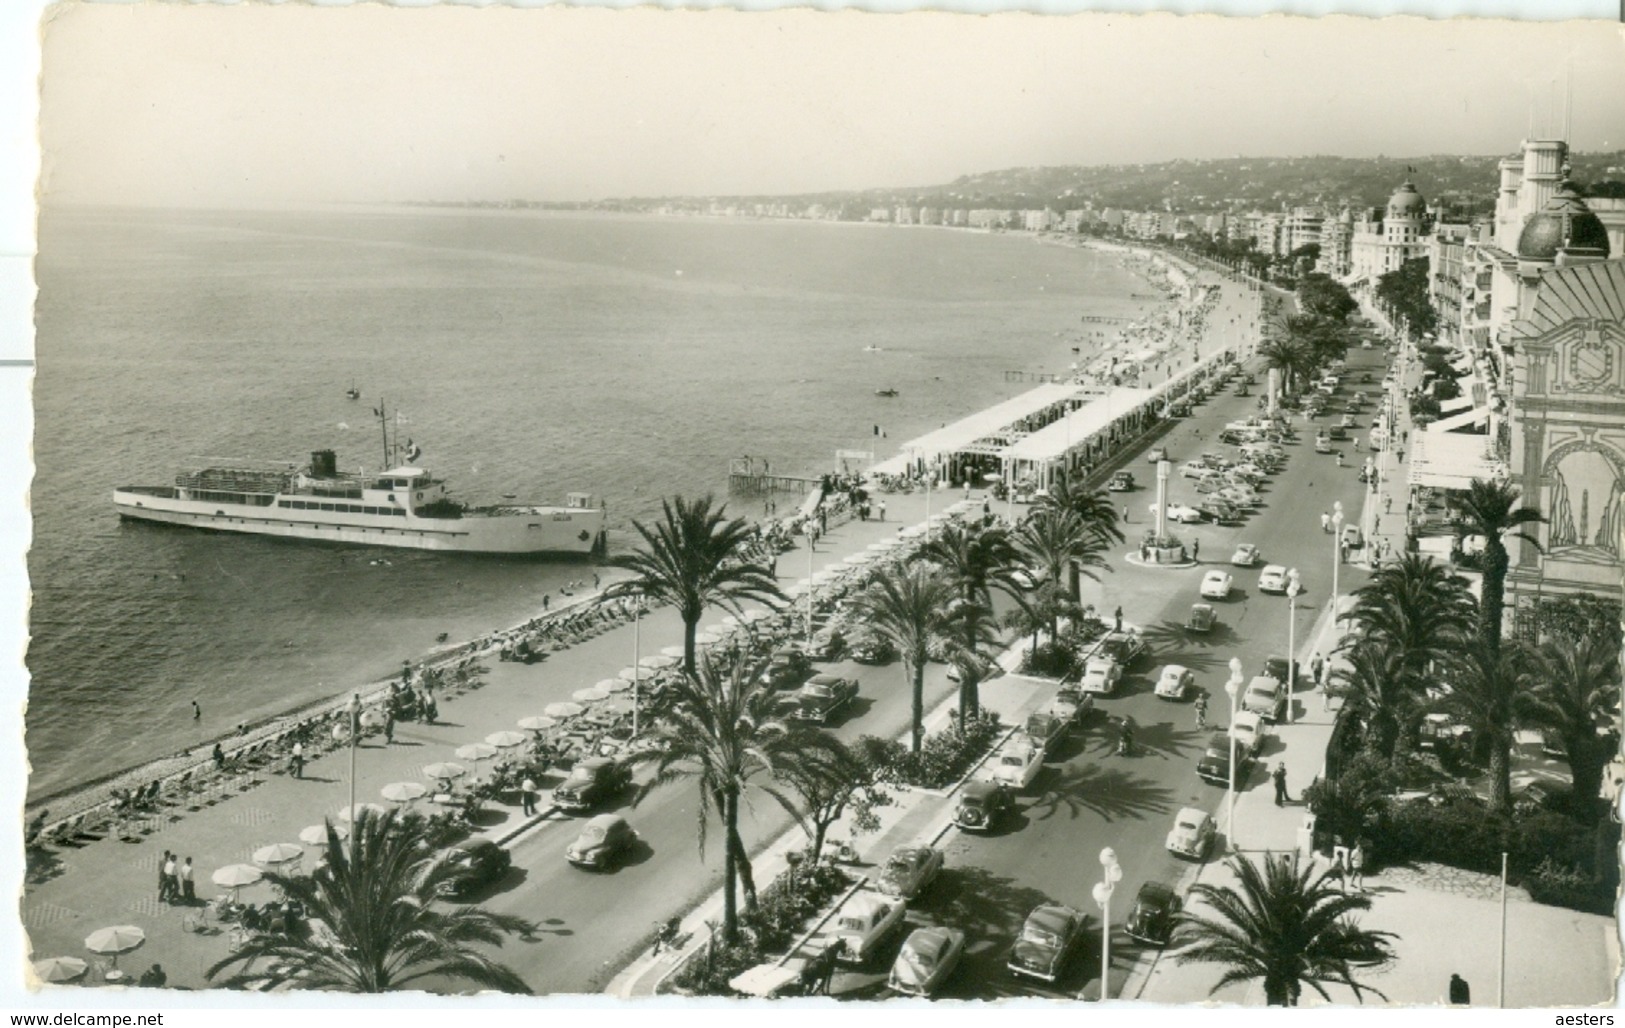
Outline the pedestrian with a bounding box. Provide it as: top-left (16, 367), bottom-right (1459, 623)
top-left (1349, 840), bottom-right (1366, 891)
top-left (1339, 542), bottom-right (1348, 565)
top-left (1320, 511), bottom-right (1330, 532)
top-left (1114, 606), bottom-right (1123, 632)
top-left (520, 777), bottom-right (537, 817)
top-left (1194, 693), bottom-right (1208, 729)
top-left (1336, 452), bottom-right (1344, 467)
top-left (1140, 542), bottom-right (1149, 562)
top-left (211, 742), bottom-right (225, 770)
top-left (1328, 845), bottom-right (1349, 893)
top-left (180, 856), bottom-right (195, 903)
top-left (542, 594), bottom-right (550, 611)
top-left (290, 739), bottom-right (305, 778)
top-left (877, 499), bottom-right (886, 522)
top-left (1272, 762), bottom-right (1289, 806)
top-left (1449, 973), bottom-right (1471, 1006)
top-left (191, 700), bottom-right (201, 721)
top-left (1310, 652), bottom-right (1323, 684)
top-left (1123, 505), bottom-right (1130, 524)
top-left (383, 711), bottom-right (395, 745)
top-left (982, 498), bottom-right (991, 517)
top-left (162, 852), bottom-right (179, 905)
top-left (424, 695), bottom-right (438, 725)
top-left (137, 964), bottom-right (167, 988)
top-left (158, 850), bottom-right (174, 903)
top-left (593, 572), bottom-right (601, 590)
top-left (1191, 538), bottom-right (1200, 560)
top-left (1384, 494), bottom-right (1393, 514)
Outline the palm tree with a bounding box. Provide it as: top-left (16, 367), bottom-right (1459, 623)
top-left (1002, 579), bottom-right (1083, 669)
top-left (1034, 471), bottom-right (1126, 549)
top-left (628, 651), bottom-right (835, 942)
top-left (1453, 478), bottom-right (1546, 658)
top-left (848, 564), bottom-right (960, 754)
top-left (1526, 634), bottom-right (1621, 823)
top-left (1341, 554), bottom-right (1475, 726)
top-left (1257, 337), bottom-right (1313, 396)
top-left (206, 809), bottom-right (536, 993)
top-left (1329, 636), bottom-right (1415, 764)
top-left (1013, 508), bottom-right (1110, 638)
top-left (605, 494), bottom-right (783, 678)
top-left (1173, 852), bottom-right (1396, 1006)
top-left (920, 521), bottom-right (1021, 720)
top-left (1437, 645), bottom-right (1535, 813)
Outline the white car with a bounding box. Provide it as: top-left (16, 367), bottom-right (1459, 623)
top-left (1079, 657), bottom-right (1123, 696)
top-left (1148, 447), bottom-right (1170, 464)
top-left (1243, 675), bottom-right (1287, 723)
top-left (1231, 543), bottom-right (1260, 567)
top-left (1178, 461), bottom-right (1211, 479)
top-left (1166, 807), bottom-right (1217, 860)
top-left (1155, 664), bottom-right (1195, 701)
top-left (830, 892), bottom-right (908, 966)
top-left (1217, 485), bottom-right (1260, 508)
top-left (1341, 524), bottom-right (1363, 549)
top-left (1150, 502), bottom-right (1204, 524)
top-left (1257, 564), bottom-right (1289, 594)
top-left (986, 737), bottom-right (1044, 790)
top-left (888, 926), bottom-right (967, 997)
top-left (1229, 710), bottom-right (1265, 756)
top-left (1200, 570), bottom-right (1233, 600)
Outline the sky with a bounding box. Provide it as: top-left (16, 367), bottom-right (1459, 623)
top-left (35, 3), bottom-right (1625, 206)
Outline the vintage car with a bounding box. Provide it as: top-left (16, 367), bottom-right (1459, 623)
top-left (1339, 413), bottom-right (1358, 430)
top-left (830, 892), bottom-right (908, 966)
top-left (1098, 630), bottom-right (1146, 667)
top-left (888, 926), bottom-right (966, 997)
top-left (1007, 903), bottom-right (1085, 984)
top-left (1197, 729), bottom-right (1253, 785)
top-left (1224, 467), bottom-right (1264, 488)
top-left (1229, 710), bottom-right (1265, 756)
top-left (987, 737), bottom-right (1044, 790)
top-left (1022, 711), bottom-right (1071, 758)
top-left (1178, 461), bottom-right (1213, 479)
top-left (847, 629), bottom-right (897, 665)
top-left (551, 756), bottom-right (633, 814)
top-left (1147, 446), bottom-right (1170, 464)
top-left (1215, 485), bottom-right (1260, 508)
top-left (1262, 655), bottom-right (1303, 690)
top-left (1154, 664), bottom-right (1195, 701)
top-left (444, 838), bottom-right (512, 898)
top-left (1231, 543), bottom-right (1261, 567)
top-left (1166, 806), bottom-right (1217, 860)
top-left (1243, 675), bottom-right (1287, 723)
top-left (1149, 502), bottom-right (1205, 524)
top-left (760, 645), bottom-right (814, 691)
top-left (1200, 570), bottom-right (1234, 600)
top-left (1419, 711), bottom-right (1473, 755)
top-left (1342, 524), bottom-right (1363, 549)
top-left (1043, 683), bottom-right (1095, 726)
top-left (1197, 500), bottom-right (1241, 524)
top-left (1124, 882), bottom-right (1184, 946)
top-left (1193, 475), bottom-right (1230, 496)
top-left (1107, 470), bottom-right (1135, 492)
top-left (1314, 434), bottom-right (1334, 454)
top-left (564, 813), bottom-right (638, 870)
top-left (955, 780), bottom-right (1016, 832)
top-left (787, 673), bottom-right (860, 724)
top-left (1079, 657), bottom-right (1123, 697)
top-left (1186, 603), bottom-right (1217, 634)
top-left (875, 846), bottom-right (944, 900)
top-left (1257, 565), bottom-right (1289, 594)
top-left (806, 625), bottom-right (845, 661)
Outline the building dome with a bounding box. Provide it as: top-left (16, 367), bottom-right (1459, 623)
top-left (1516, 180), bottom-right (1612, 261)
top-left (1386, 179), bottom-right (1426, 219)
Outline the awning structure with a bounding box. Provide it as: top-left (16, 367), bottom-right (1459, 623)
top-left (1438, 394), bottom-right (1474, 414)
top-left (1408, 429), bottom-right (1506, 490)
top-left (1000, 387), bottom-right (1155, 463)
top-left (872, 382), bottom-right (1080, 474)
top-left (1430, 406), bottom-right (1491, 434)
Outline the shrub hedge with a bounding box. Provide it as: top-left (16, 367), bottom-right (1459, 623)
top-left (865, 711), bottom-right (1004, 791)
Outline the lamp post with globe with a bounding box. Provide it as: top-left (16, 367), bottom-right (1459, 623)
top-left (1224, 657), bottom-right (1244, 850)
top-left (1091, 847), bottom-right (1124, 1000)
top-left (1330, 501), bottom-right (1345, 637)
top-left (1285, 569), bottom-right (1302, 725)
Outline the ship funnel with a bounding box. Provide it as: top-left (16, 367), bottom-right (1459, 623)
top-left (310, 450), bottom-right (339, 478)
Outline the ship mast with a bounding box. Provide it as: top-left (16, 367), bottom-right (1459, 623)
top-left (376, 401), bottom-right (391, 470)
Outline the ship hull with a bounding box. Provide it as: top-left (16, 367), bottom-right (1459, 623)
top-left (114, 488), bottom-right (604, 557)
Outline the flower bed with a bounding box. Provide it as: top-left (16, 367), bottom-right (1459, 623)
top-left (862, 711), bottom-right (1005, 791)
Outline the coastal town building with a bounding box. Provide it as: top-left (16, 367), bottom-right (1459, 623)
top-left (1349, 178), bottom-right (1432, 283)
top-left (1318, 209), bottom-right (1354, 277)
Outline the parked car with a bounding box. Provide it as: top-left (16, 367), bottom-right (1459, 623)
top-left (1186, 603), bottom-right (1217, 633)
top-left (1124, 882), bottom-right (1184, 946)
top-left (1178, 461), bottom-right (1211, 480)
top-left (847, 630), bottom-right (896, 665)
top-left (831, 892), bottom-right (908, 966)
top-left (761, 645), bottom-right (813, 691)
top-left (1262, 655), bottom-right (1302, 689)
top-left (1197, 730), bottom-right (1252, 786)
top-left (888, 926), bottom-right (966, 997)
top-left (1419, 711), bottom-right (1473, 754)
top-left (1043, 684), bottom-right (1095, 726)
top-left (954, 780), bottom-right (1016, 832)
top-left (1231, 543), bottom-right (1261, 567)
top-left (1155, 664), bottom-right (1195, 701)
top-left (1079, 657), bottom-right (1123, 697)
top-left (1243, 675), bottom-right (1287, 723)
top-left (1216, 485), bottom-right (1260, 508)
top-left (551, 756), bottom-right (632, 813)
top-left (1166, 807), bottom-right (1217, 860)
top-left (1197, 499), bottom-right (1241, 524)
top-left (1342, 524), bottom-right (1363, 549)
top-left (1339, 413), bottom-right (1357, 430)
top-left (1147, 446), bottom-right (1170, 464)
top-left (1107, 470), bottom-right (1135, 492)
top-left (444, 838), bottom-right (512, 898)
top-left (987, 737), bottom-right (1044, 790)
top-left (1200, 570), bottom-right (1233, 600)
top-left (875, 845), bottom-right (945, 900)
top-left (806, 625), bottom-right (844, 660)
top-left (1022, 711), bottom-right (1071, 758)
top-left (1099, 630), bottom-right (1146, 667)
top-left (1007, 903), bottom-right (1085, 984)
top-left (564, 813), bottom-right (638, 870)
top-left (1314, 435), bottom-right (1334, 454)
top-left (1229, 710), bottom-right (1265, 756)
top-left (787, 673), bottom-right (859, 724)
top-left (1149, 502), bottom-right (1205, 524)
top-left (1257, 565), bottom-right (1289, 594)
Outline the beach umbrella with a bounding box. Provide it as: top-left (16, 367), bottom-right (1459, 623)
top-left (544, 701), bottom-right (585, 719)
top-left (779, 582), bottom-right (807, 600)
top-left (455, 743), bottom-right (498, 763)
top-left (899, 525), bottom-right (927, 539)
top-left (693, 631), bottom-right (722, 645)
top-left (299, 823), bottom-right (345, 846)
top-left (982, 471), bottom-right (1003, 483)
top-left (358, 708), bottom-right (389, 728)
top-left (617, 666), bottom-right (643, 682)
top-left (422, 762), bottom-right (467, 781)
top-left (211, 864), bottom-right (263, 890)
top-left (517, 716), bottom-right (557, 733)
top-left (485, 730), bottom-right (528, 749)
top-left (84, 926), bottom-right (145, 966)
top-left (743, 609), bottom-right (772, 623)
top-left (32, 957), bottom-right (88, 983)
top-left (660, 644), bottom-right (685, 658)
top-left (843, 552), bottom-right (874, 566)
top-left (335, 803), bottom-right (387, 823)
top-left (602, 696), bottom-right (636, 715)
top-left (865, 541), bottom-right (894, 552)
top-left (572, 687), bottom-right (609, 704)
top-left (641, 654), bottom-right (678, 670)
top-left (701, 623), bottom-right (730, 637)
top-left (810, 569), bottom-right (842, 585)
top-left (720, 614), bottom-right (742, 628)
top-left (252, 843), bottom-right (305, 868)
top-left (601, 677), bottom-right (632, 693)
top-left (380, 782), bottom-right (427, 804)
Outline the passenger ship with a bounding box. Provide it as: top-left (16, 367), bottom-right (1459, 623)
top-left (114, 413), bottom-right (606, 557)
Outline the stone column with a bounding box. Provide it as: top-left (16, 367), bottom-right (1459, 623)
top-left (1155, 459), bottom-right (1171, 547)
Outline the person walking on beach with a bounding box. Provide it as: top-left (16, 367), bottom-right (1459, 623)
top-left (520, 777), bottom-right (537, 817)
top-left (424, 694), bottom-right (438, 725)
top-left (191, 700), bottom-right (201, 721)
top-left (383, 711), bottom-right (395, 745)
top-left (180, 857), bottom-right (195, 904)
top-left (877, 499), bottom-right (886, 522)
top-left (158, 851), bottom-right (174, 903)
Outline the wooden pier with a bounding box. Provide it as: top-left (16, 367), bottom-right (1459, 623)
top-left (727, 457), bottom-right (819, 497)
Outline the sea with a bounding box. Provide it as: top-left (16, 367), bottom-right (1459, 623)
top-left (26, 205), bottom-right (1148, 803)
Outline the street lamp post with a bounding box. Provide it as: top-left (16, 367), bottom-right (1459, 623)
top-left (1285, 569), bottom-right (1302, 725)
top-left (1330, 501), bottom-right (1345, 636)
top-left (631, 596), bottom-right (643, 737)
top-left (1225, 657), bottom-right (1244, 851)
top-left (1090, 847), bottom-right (1123, 1001)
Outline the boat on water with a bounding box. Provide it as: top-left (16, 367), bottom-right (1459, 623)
top-left (113, 407), bottom-right (606, 557)
top-left (345, 383), bottom-right (361, 400)
top-left (875, 388), bottom-right (899, 398)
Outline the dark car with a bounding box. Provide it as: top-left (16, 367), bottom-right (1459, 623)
top-left (564, 813), bottom-right (639, 870)
top-left (443, 838), bottom-right (512, 898)
top-left (806, 625), bottom-right (845, 661)
top-left (551, 756), bottom-right (632, 813)
top-left (1262, 655), bottom-right (1303, 689)
top-left (1196, 730), bottom-right (1251, 786)
top-left (761, 646), bottom-right (814, 691)
top-left (954, 781), bottom-right (1016, 833)
top-left (786, 674), bottom-right (859, 724)
top-left (1124, 881), bottom-right (1183, 946)
top-left (1107, 471), bottom-right (1135, 492)
top-left (1098, 630), bottom-right (1146, 669)
top-left (848, 630), bottom-right (897, 665)
top-left (1022, 711), bottom-right (1070, 759)
top-left (1007, 903), bottom-right (1085, 983)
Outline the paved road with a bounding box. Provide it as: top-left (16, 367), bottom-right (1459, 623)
top-left (824, 282), bottom-right (1392, 1001)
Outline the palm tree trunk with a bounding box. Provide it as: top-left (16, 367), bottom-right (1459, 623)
top-left (730, 828), bottom-right (758, 911)
top-left (1567, 736), bottom-right (1605, 825)
top-left (910, 662), bottom-right (925, 755)
top-left (1480, 542), bottom-right (1508, 658)
top-left (721, 786), bottom-right (740, 942)
top-left (1488, 735), bottom-right (1512, 813)
top-left (684, 615), bottom-right (701, 680)
top-left (958, 671), bottom-right (981, 727)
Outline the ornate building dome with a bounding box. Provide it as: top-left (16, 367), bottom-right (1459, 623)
top-left (1386, 179), bottom-right (1426, 219)
top-left (1516, 180), bottom-right (1613, 262)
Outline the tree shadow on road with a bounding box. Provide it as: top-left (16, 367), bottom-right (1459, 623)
top-left (1136, 619), bottom-right (1239, 675)
top-left (1025, 761), bottom-right (1180, 824)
